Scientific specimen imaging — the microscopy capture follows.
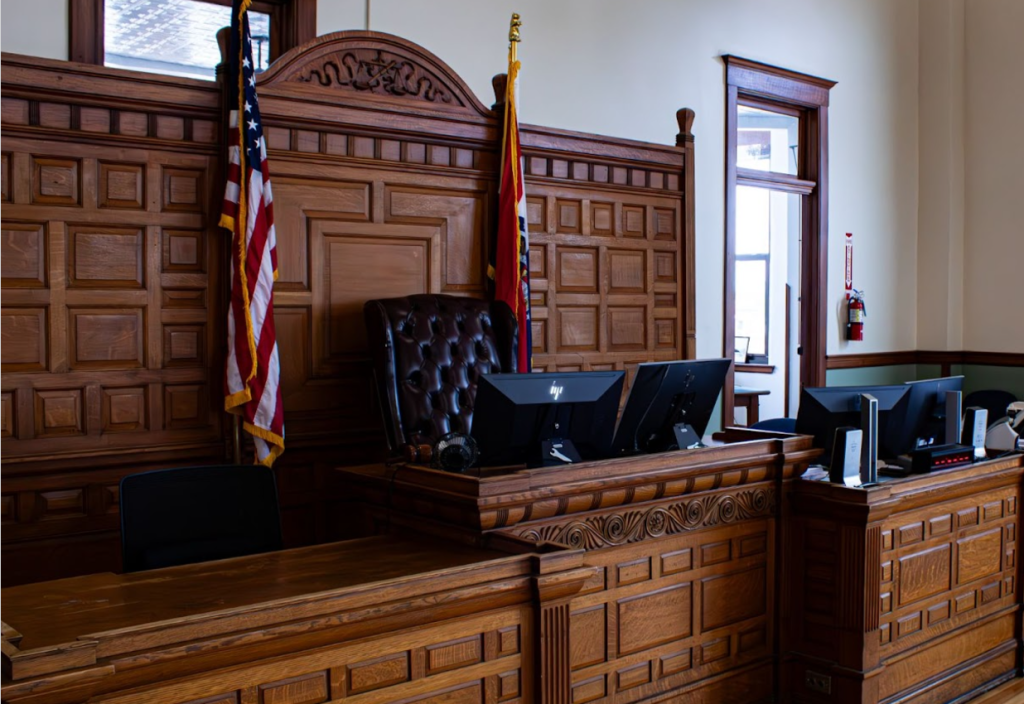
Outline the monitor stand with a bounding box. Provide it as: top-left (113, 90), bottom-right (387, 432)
top-left (540, 438), bottom-right (582, 467)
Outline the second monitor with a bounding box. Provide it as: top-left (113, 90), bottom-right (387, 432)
top-left (611, 358), bottom-right (732, 456)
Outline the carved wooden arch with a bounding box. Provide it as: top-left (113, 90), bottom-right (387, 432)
top-left (257, 31), bottom-right (493, 117)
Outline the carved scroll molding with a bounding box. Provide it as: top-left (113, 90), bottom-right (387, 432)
top-left (292, 49), bottom-right (460, 105)
top-left (510, 487), bottom-right (775, 550)
top-left (258, 31), bottom-right (489, 116)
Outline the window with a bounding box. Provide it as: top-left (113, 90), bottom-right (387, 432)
top-left (71, 0), bottom-right (316, 75)
top-left (105, 0), bottom-right (271, 80)
top-left (723, 56), bottom-right (835, 423)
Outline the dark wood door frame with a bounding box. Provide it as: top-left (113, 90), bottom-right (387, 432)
top-left (722, 56), bottom-right (836, 428)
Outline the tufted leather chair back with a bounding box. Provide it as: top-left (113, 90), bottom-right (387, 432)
top-left (364, 294), bottom-right (518, 454)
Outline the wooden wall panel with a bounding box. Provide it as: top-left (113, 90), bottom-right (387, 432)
top-left (1, 35), bottom-right (693, 582)
top-left (503, 490), bottom-right (776, 704)
top-left (1, 58), bottom-right (224, 585)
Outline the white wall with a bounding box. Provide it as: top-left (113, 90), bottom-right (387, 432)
top-left (1, 0), bottom-right (68, 60)
top-left (963, 0), bottom-right (1024, 354)
top-left (1, 0), bottom-right (930, 361)
top-left (346, 0), bottom-right (922, 361)
top-left (917, 0), bottom-right (965, 352)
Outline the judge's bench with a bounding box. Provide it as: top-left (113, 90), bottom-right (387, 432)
top-left (2, 31), bottom-right (1023, 704)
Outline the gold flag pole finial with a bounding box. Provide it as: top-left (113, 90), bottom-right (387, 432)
top-left (509, 13), bottom-right (522, 46)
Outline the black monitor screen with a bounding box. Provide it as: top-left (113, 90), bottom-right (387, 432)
top-left (883, 376), bottom-right (964, 458)
top-left (471, 371), bottom-right (624, 467)
top-left (795, 385), bottom-right (910, 462)
top-left (611, 358), bottom-right (732, 456)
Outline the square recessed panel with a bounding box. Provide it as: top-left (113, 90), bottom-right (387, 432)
top-left (32, 157), bottom-right (80, 206)
top-left (68, 226), bottom-right (144, 288)
top-left (655, 319), bottom-right (676, 349)
top-left (591, 202), bottom-right (613, 236)
top-left (558, 307), bottom-right (598, 351)
top-left (162, 167), bottom-right (205, 212)
top-left (1, 308), bottom-right (47, 372)
top-left (529, 244), bottom-right (547, 279)
top-left (608, 250), bottom-right (646, 293)
top-left (557, 247), bottom-right (598, 293)
top-left (608, 307), bottom-right (646, 351)
top-left (1, 152), bottom-right (9, 202)
top-left (654, 208), bottom-right (676, 240)
top-left (1, 392), bottom-right (14, 438)
top-left (69, 308), bottom-right (145, 369)
top-left (1, 223), bottom-right (47, 287)
top-left (525, 197), bottom-right (546, 231)
top-left (162, 229), bottom-right (205, 272)
top-left (164, 384), bottom-right (208, 429)
top-left (325, 236), bottom-right (429, 357)
top-left (623, 205), bottom-right (645, 238)
top-left (102, 387), bottom-right (147, 432)
top-left (556, 199), bottom-right (582, 234)
top-left (163, 324), bottom-right (205, 367)
top-left (99, 162), bottom-right (145, 209)
top-left (34, 389), bottom-right (84, 437)
top-left (655, 251), bottom-right (677, 283)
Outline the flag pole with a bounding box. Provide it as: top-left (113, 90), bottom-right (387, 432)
top-left (216, 27), bottom-right (244, 466)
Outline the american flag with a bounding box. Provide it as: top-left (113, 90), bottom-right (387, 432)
top-left (491, 14), bottom-right (532, 372)
top-left (219, 0), bottom-right (284, 466)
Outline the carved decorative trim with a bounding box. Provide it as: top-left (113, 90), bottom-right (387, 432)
top-left (512, 487), bottom-right (775, 550)
top-left (291, 49), bottom-right (462, 106)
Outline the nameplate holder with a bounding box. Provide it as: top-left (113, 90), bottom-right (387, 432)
top-left (962, 407), bottom-right (988, 460)
top-left (830, 427), bottom-right (863, 486)
top-left (860, 393), bottom-right (879, 485)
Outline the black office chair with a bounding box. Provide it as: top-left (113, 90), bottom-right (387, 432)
top-left (120, 465), bottom-right (283, 572)
top-left (963, 390), bottom-right (1018, 424)
top-left (750, 418), bottom-right (798, 433)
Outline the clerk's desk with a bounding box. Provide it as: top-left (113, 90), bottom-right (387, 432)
top-left (4, 438), bottom-right (1023, 704)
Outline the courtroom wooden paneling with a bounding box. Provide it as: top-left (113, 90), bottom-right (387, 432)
top-left (1, 34), bottom-right (695, 583)
top-left (0, 59), bottom-right (227, 584)
top-left (2, 535), bottom-right (594, 704)
top-left (785, 455), bottom-right (1024, 704)
top-left (341, 435), bottom-right (819, 703)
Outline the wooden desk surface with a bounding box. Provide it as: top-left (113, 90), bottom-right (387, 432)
top-left (4, 535), bottom-right (509, 652)
top-left (2, 535), bottom-right (528, 686)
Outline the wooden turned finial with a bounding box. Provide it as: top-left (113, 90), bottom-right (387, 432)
top-left (491, 73), bottom-right (508, 112)
top-left (215, 26), bottom-right (231, 77)
top-left (676, 108), bottom-right (696, 145)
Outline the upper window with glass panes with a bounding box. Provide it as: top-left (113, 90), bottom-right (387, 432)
top-left (105, 0), bottom-right (270, 80)
top-left (736, 105), bottom-right (799, 176)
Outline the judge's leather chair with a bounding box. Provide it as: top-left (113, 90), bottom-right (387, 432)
top-left (364, 294), bottom-right (518, 455)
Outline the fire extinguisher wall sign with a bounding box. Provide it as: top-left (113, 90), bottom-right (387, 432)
top-left (848, 289), bottom-right (865, 341)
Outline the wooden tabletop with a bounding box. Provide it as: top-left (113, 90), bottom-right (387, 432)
top-left (2, 535), bottom-right (513, 654)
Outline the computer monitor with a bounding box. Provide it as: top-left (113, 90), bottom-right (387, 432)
top-left (471, 371), bottom-right (625, 467)
top-left (610, 358), bottom-right (732, 456)
top-left (795, 385), bottom-right (910, 463)
top-left (883, 376), bottom-right (964, 458)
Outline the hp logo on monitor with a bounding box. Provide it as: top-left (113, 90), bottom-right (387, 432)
top-left (549, 382), bottom-right (564, 401)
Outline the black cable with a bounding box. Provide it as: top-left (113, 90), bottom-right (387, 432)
top-left (631, 364), bottom-right (673, 454)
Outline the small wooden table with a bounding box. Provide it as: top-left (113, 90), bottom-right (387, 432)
top-left (735, 386), bottom-right (770, 426)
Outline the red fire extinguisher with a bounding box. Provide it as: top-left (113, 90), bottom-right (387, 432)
top-left (847, 289), bottom-right (865, 341)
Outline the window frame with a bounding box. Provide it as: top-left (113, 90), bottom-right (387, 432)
top-left (722, 55), bottom-right (836, 426)
top-left (70, 0), bottom-right (316, 68)
top-left (735, 250), bottom-right (770, 360)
